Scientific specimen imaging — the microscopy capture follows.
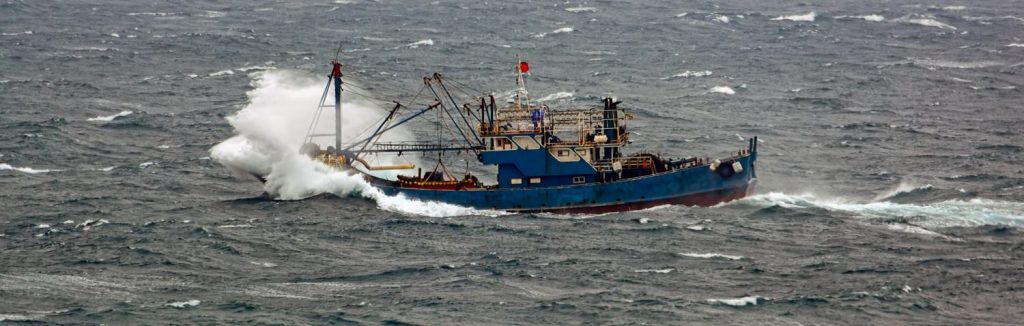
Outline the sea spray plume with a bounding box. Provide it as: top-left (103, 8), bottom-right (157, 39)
top-left (873, 180), bottom-right (933, 201)
top-left (210, 70), bottom-right (394, 199)
top-left (210, 70), bottom-right (502, 217)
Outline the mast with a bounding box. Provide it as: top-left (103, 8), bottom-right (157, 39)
top-left (331, 60), bottom-right (343, 155)
top-left (514, 56), bottom-right (529, 110)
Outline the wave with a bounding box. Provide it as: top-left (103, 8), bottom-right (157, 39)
top-left (771, 12), bottom-right (816, 22)
top-left (873, 180), bottom-right (933, 201)
top-left (1, 30), bottom-right (33, 36)
top-left (87, 110), bottom-right (133, 122)
top-left (209, 69), bottom-right (235, 77)
top-left (534, 27), bottom-right (573, 38)
top-left (893, 14), bottom-right (957, 30)
top-left (0, 163), bottom-right (60, 174)
top-left (166, 299), bottom-right (201, 308)
top-left (709, 86), bottom-right (735, 95)
top-left (706, 296), bottom-right (768, 306)
top-left (679, 252), bottom-right (743, 260)
top-left (210, 70), bottom-right (503, 217)
top-left (912, 58), bottom-right (1002, 69)
top-left (535, 91), bottom-right (574, 102)
top-left (634, 268), bottom-right (674, 273)
top-left (662, 70), bottom-right (712, 80)
top-left (835, 14), bottom-right (885, 22)
top-left (565, 7), bottom-right (596, 13)
top-left (406, 39), bottom-right (433, 48)
top-left (732, 192), bottom-right (1024, 228)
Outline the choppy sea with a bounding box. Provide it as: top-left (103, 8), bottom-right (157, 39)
top-left (2, 0), bottom-right (1023, 324)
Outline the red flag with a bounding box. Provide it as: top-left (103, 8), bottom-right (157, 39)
top-left (520, 61), bottom-right (530, 73)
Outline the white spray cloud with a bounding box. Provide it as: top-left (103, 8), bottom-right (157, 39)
top-left (210, 70), bottom-right (502, 217)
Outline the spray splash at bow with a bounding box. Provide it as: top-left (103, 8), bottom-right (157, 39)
top-left (210, 70), bottom-right (503, 217)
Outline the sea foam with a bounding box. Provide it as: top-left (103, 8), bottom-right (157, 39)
top-left (0, 163), bottom-right (59, 174)
top-left (732, 192), bottom-right (1024, 228)
top-left (709, 86), bottom-right (735, 95)
top-left (87, 110), bottom-right (133, 122)
top-left (771, 12), bottom-right (816, 22)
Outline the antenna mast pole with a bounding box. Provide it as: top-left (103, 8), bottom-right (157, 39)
top-left (331, 60), bottom-right (343, 155)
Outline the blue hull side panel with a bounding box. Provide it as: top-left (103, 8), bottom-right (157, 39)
top-left (372, 155), bottom-right (757, 213)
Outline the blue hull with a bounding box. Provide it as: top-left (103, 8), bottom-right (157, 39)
top-left (370, 154), bottom-right (757, 214)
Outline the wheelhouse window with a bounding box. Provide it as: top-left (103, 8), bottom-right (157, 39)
top-left (572, 176), bottom-right (586, 184)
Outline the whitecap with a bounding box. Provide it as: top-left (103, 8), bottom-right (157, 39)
top-left (534, 27), bottom-right (573, 38)
top-left (894, 15), bottom-right (957, 30)
top-left (662, 70), bottom-right (712, 80)
top-left (201, 10), bottom-right (225, 18)
top-left (87, 110), bottom-right (133, 122)
top-left (836, 14), bottom-right (885, 22)
top-left (680, 252), bottom-right (743, 260)
top-left (1, 30), bottom-right (33, 36)
top-left (76, 219), bottom-right (109, 230)
top-left (128, 12), bottom-right (176, 16)
top-left (166, 299), bottom-right (200, 308)
top-left (139, 161), bottom-right (156, 168)
top-left (913, 58), bottom-right (1001, 69)
top-left (709, 86), bottom-right (735, 95)
top-left (209, 69), bottom-right (235, 77)
top-left (0, 163), bottom-right (59, 174)
top-left (886, 223), bottom-right (961, 241)
top-left (536, 91), bottom-right (574, 102)
top-left (873, 180), bottom-right (933, 201)
top-left (1007, 43), bottom-right (1024, 47)
top-left (686, 225), bottom-right (707, 231)
top-left (552, 27), bottom-right (574, 34)
top-left (406, 39), bottom-right (433, 48)
top-left (942, 6), bottom-right (967, 11)
top-left (733, 192), bottom-right (1024, 228)
top-left (565, 7), bottom-right (596, 13)
top-left (634, 268), bottom-right (674, 273)
top-left (707, 296), bottom-right (768, 306)
top-left (712, 15), bottom-right (730, 23)
top-left (237, 65), bottom-right (275, 72)
top-left (771, 12), bottom-right (816, 22)
top-left (250, 261), bottom-right (278, 267)
top-left (97, 166), bottom-right (116, 172)
top-left (218, 224), bottom-right (253, 228)
top-left (361, 36), bottom-right (394, 42)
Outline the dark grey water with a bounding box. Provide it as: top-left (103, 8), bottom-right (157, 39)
top-left (2, 0), bottom-right (1023, 324)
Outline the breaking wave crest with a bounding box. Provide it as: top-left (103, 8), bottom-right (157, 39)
top-left (210, 70), bottom-right (503, 217)
top-left (732, 192), bottom-right (1024, 228)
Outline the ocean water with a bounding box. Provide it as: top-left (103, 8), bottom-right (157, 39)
top-left (2, 0), bottom-right (1023, 324)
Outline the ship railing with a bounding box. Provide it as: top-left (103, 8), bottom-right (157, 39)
top-left (593, 156), bottom-right (654, 172)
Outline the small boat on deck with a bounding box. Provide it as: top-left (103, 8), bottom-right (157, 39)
top-left (285, 59), bottom-right (758, 214)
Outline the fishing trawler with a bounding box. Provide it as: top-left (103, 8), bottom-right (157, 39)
top-left (294, 59), bottom-right (757, 213)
